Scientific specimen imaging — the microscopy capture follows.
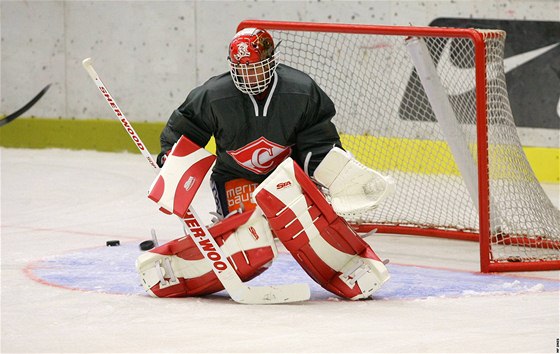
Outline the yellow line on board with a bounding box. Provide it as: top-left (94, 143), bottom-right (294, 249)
top-left (0, 118), bottom-right (557, 183)
top-left (340, 134), bottom-right (559, 182)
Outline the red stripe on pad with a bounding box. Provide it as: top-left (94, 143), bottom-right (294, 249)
top-left (171, 135), bottom-right (202, 157)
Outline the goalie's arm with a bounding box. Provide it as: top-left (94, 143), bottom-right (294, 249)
top-left (159, 87), bottom-right (215, 165)
top-left (293, 78), bottom-right (342, 176)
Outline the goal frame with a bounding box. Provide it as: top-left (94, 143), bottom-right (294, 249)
top-left (237, 20), bottom-right (560, 273)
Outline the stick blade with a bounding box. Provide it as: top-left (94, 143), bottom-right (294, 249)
top-left (232, 283), bottom-right (311, 304)
top-left (0, 84), bottom-right (51, 127)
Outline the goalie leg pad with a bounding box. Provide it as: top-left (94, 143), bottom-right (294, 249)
top-left (136, 208), bottom-right (277, 298)
top-left (254, 158), bottom-right (390, 300)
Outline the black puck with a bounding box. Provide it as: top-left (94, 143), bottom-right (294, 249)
top-left (106, 240), bottom-right (120, 247)
top-left (139, 240), bottom-right (155, 251)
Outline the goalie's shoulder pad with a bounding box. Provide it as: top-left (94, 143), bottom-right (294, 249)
top-left (136, 208), bottom-right (277, 298)
top-left (313, 147), bottom-right (395, 214)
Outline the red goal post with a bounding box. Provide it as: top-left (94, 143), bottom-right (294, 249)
top-left (237, 20), bottom-right (560, 273)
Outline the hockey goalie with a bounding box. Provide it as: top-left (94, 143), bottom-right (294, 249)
top-left (136, 27), bottom-right (394, 301)
top-left (136, 136), bottom-right (394, 300)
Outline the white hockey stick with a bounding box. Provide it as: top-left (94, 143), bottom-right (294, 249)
top-left (82, 58), bottom-right (310, 304)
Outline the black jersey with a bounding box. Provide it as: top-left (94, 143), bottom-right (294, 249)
top-left (159, 64), bottom-right (341, 185)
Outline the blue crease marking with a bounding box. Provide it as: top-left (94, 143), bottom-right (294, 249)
top-left (29, 243), bottom-right (559, 300)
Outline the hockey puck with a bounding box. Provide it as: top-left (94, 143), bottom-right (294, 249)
top-left (106, 240), bottom-right (120, 247)
top-left (139, 240), bottom-right (155, 251)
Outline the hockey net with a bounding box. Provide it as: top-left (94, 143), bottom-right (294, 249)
top-left (237, 20), bottom-right (560, 272)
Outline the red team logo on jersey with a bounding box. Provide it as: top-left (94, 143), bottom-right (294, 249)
top-left (227, 137), bottom-right (292, 175)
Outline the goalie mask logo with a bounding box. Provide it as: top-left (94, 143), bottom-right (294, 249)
top-left (234, 43), bottom-right (251, 62)
top-left (227, 137), bottom-right (292, 175)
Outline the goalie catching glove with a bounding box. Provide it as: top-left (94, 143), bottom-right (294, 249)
top-left (313, 147), bottom-right (395, 215)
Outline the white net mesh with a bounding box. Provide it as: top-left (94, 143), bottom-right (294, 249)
top-left (264, 26), bottom-right (559, 267)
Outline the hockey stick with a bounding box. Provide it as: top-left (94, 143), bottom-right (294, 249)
top-left (0, 84), bottom-right (51, 127)
top-left (82, 58), bottom-right (310, 304)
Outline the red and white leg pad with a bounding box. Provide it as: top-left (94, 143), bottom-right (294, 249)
top-left (135, 208), bottom-right (277, 297)
top-left (253, 158), bottom-right (390, 300)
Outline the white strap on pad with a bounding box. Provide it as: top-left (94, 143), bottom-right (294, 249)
top-left (313, 147), bottom-right (395, 214)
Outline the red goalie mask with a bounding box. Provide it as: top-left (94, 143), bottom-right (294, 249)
top-left (228, 28), bottom-right (278, 95)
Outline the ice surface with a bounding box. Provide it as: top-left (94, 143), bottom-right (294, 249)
top-left (1, 148), bottom-right (559, 353)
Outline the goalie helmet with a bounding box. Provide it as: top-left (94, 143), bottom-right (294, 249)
top-left (228, 28), bottom-right (278, 95)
